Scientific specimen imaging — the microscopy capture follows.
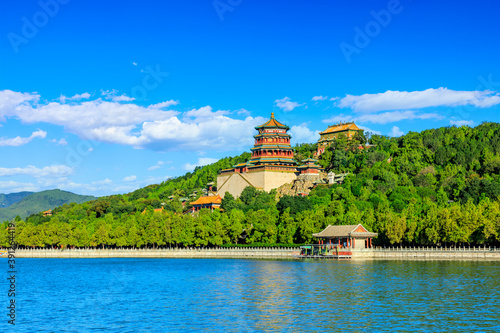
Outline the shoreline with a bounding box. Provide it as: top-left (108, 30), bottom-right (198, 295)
top-left (5, 247), bottom-right (500, 260)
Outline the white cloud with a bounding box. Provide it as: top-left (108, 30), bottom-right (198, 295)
top-left (389, 126), bottom-right (405, 137)
top-left (148, 100), bottom-right (179, 109)
top-left (184, 106), bottom-right (229, 119)
top-left (289, 125), bottom-right (320, 143)
top-left (183, 157), bottom-right (219, 171)
top-left (132, 62), bottom-right (138, 66)
top-left (450, 120), bottom-right (474, 126)
top-left (0, 130), bottom-right (47, 146)
top-left (0, 165), bottom-right (73, 178)
top-left (0, 90), bottom-right (267, 152)
top-left (312, 96), bottom-right (328, 102)
top-left (101, 89), bottom-right (135, 102)
top-left (123, 175), bottom-right (137, 182)
top-left (59, 92), bottom-right (91, 103)
top-left (111, 95), bottom-right (135, 102)
top-left (274, 97), bottom-right (304, 112)
top-left (337, 88), bottom-right (500, 113)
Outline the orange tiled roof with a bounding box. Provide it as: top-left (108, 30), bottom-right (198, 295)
top-left (256, 113), bottom-right (289, 129)
top-left (320, 122), bottom-right (360, 135)
top-left (191, 195), bottom-right (222, 206)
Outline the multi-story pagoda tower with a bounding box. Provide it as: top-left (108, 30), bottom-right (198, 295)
top-left (248, 113), bottom-right (296, 166)
top-left (217, 113), bottom-right (301, 198)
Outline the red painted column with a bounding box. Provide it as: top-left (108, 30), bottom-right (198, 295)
top-left (353, 238), bottom-right (355, 248)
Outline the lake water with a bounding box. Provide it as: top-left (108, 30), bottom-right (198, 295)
top-left (5, 258), bottom-right (500, 332)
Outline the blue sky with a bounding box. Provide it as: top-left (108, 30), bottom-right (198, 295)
top-left (1, 0), bottom-right (499, 196)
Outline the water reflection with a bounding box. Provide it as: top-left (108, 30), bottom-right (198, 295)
top-left (15, 259), bottom-right (500, 332)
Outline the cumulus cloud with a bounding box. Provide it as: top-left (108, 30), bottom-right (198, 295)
top-left (274, 97), bottom-right (304, 112)
top-left (389, 126), bottom-right (405, 137)
top-left (123, 175), bottom-right (137, 182)
top-left (289, 125), bottom-right (320, 143)
top-left (312, 96), bottom-right (328, 102)
top-left (0, 90), bottom-right (281, 152)
top-left (450, 120), bottom-right (474, 126)
top-left (184, 157), bottom-right (219, 171)
top-left (337, 88), bottom-right (500, 113)
top-left (0, 165), bottom-right (73, 177)
top-left (0, 130), bottom-right (47, 146)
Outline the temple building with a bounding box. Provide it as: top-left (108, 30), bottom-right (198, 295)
top-left (316, 122), bottom-right (362, 156)
top-left (217, 113), bottom-right (320, 198)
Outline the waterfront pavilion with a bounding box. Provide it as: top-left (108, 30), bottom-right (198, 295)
top-left (312, 224), bottom-right (378, 249)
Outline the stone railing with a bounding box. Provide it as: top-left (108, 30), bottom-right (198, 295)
top-left (11, 247), bottom-right (299, 259)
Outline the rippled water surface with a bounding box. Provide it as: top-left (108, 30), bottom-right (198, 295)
top-left (8, 258), bottom-right (500, 332)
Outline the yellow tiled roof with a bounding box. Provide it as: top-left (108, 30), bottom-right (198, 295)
top-left (256, 113), bottom-right (288, 129)
top-left (320, 122), bottom-right (360, 135)
top-left (191, 195), bottom-right (222, 205)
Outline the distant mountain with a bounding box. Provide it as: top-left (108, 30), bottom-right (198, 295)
top-left (0, 191), bottom-right (34, 208)
top-left (0, 189), bottom-right (96, 221)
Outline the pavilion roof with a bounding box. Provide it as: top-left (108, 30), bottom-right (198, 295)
top-left (319, 122), bottom-right (361, 135)
top-left (312, 224), bottom-right (378, 238)
top-left (255, 113), bottom-right (289, 130)
top-left (191, 195), bottom-right (222, 206)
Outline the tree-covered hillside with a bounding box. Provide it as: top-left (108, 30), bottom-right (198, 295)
top-left (3, 123), bottom-right (500, 249)
top-left (0, 191), bottom-right (33, 208)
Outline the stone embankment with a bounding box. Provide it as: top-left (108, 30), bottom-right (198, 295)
top-left (356, 246), bottom-right (500, 260)
top-left (13, 247), bottom-right (299, 259)
top-left (8, 246), bottom-right (500, 260)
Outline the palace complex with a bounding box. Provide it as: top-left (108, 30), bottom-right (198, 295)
top-left (216, 114), bottom-right (363, 198)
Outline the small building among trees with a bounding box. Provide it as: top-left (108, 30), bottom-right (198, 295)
top-left (312, 224), bottom-right (378, 249)
top-left (190, 195), bottom-right (222, 212)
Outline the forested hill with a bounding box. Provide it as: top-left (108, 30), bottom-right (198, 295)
top-left (0, 191), bottom-right (33, 208)
top-left (4, 122), bottom-right (500, 249)
top-left (0, 189), bottom-right (95, 221)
